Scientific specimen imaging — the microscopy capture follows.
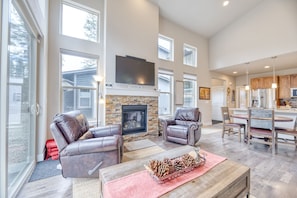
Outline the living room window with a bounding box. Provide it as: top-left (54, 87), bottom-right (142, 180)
top-left (158, 70), bottom-right (173, 115)
top-left (61, 0), bottom-right (99, 42)
top-left (158, 34), bottom-right (174, 61)
top-left (183, 74), bottom-right (197, 107)
top-left (183, 44), bottom-right (197, 67)
top-left (61, 52), bottom-right (98, 119)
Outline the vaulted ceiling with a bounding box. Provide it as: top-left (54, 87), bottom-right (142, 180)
top-left (149, 0), bottom-right (297, 77)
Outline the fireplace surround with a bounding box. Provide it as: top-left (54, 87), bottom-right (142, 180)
top-left (105, 95), bottom-right (158, 140)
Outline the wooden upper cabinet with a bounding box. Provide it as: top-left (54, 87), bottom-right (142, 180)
top-left (262, 77), bottom-right (274, 89)
top-left (290, 74), bottom-right (297, 88)
top-left (279, 75), bottom-right (291, 99)
top-left (250, 78), bottom-right (263, 89)
top-left (251, 77), bottom-right (274, 89)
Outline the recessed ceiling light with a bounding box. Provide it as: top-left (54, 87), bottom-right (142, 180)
top-left (223, 1), bottom-right (230, 7)
top-left (233, 71), bottom-right (237, 74)
top-left (264, 65), bottom-right (270, 69)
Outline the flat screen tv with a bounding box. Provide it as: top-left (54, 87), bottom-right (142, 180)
top-left (115, 55), bottom-right (155, 86)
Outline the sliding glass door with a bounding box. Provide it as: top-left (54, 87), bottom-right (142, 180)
top-left (5, 2), bottom-right (37, 197)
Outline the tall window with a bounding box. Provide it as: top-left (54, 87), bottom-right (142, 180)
top-left (183, 74), bottom-right (197, 107)
top-left (158, 70), bottom-right (173, 115)
top-left (158, 34), bottom-right (174, 61)
top-left (61, 0), bottom-right (99, 42)
top-left (61, 52), bottom-right (98, 120)
top-left (183, 44), bottom-right (197, 67)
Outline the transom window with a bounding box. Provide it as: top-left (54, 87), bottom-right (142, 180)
top-left (61, 0), bottom-right (99, 42)
top-left (158, 70), bottom-right (174, 115)
top-left (158, 34), bottom-right (174, 61)
top-left (183, 44), bottom-right (197, 67)
top-left (183, 74), bottom-right (197, 107)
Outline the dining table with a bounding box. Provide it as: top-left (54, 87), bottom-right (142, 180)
top-left (230, 113), bottom-right (294, 142)
top-left (230, 114), bottom-right (294, 122)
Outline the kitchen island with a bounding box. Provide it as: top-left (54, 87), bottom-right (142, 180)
top-left (229, 108), bottom-right (297, 129)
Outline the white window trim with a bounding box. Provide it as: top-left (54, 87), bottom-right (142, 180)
top-left (60, 0), bottom-right (100, 43)
top-left (183, 43), bottom-right (197, 67)
top-left (158, 69), bottom-right (174, 116)
top-left (60, 51), bottom-right (98, 113)
top-left (183, 73), bottom-right (197, 107)
top-left (158, 34), bottom-right (174, 62)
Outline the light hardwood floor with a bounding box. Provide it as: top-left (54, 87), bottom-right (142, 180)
top-left (17, 126), bottom-right (297, 197)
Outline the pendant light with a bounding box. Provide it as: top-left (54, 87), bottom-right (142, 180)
top-left (271, 56), bottom-right (277, 89)
top-left (245, 62), bottom-right (250, 90)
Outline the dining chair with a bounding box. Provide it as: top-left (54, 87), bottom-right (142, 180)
top-left (221, 107), bottom-right (246, 142)
top-left (275, 116), bottom-right (297, 151)
top-left (247, 109), bottom-right (275, 154)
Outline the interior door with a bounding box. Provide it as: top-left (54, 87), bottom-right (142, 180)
top-left (6, 3), bottom-right (37, 197)
top-left (211, 86), bottom-right (225, 121)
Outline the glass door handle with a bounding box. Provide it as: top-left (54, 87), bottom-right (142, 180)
top-left (30, 103), bottom-right (40, 116)
top-left (36, 103), bottom-right (40, 116)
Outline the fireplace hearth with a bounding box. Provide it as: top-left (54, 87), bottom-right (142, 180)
top-left (122, 105), bottom-right (147, 135)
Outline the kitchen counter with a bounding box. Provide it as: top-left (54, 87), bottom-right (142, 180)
top-left (229, 108), bottom-right (297, 129)
top-left (229, 108), bottom-right (297, 113)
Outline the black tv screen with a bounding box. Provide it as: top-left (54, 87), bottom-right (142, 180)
top-left (116, 55), bottom-right (155, 86)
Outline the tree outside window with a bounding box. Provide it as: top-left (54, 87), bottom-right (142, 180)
top-left (62, 1), bottom-right (99, 42)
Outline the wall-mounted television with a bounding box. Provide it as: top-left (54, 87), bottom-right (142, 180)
top-left (115, 55), bottom-right (155, 86)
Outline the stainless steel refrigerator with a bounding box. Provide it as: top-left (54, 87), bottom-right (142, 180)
top-left (251, 89), bottom-right (276, 109)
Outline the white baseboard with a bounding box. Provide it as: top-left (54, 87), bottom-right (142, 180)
top-left (37, 152), bottom-right (45, 162)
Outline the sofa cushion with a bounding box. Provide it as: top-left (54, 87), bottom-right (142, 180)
top-left (54, 110), bottom-right (89, 143)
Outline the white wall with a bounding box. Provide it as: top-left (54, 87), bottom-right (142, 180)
top-left (209, 0), bottom-right (297, 69)
top-left (105, 1), bottom-right (213, 125)
top-left (158, 17), bottom-right (212, 125)
top-left (105, 0), bottom-right (159, 89)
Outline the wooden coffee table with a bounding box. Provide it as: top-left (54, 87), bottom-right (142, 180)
top-left (99, 145), bottom-right (250, 198)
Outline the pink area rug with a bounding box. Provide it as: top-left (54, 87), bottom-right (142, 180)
top-left (103, 150), bottom-right (226, 198)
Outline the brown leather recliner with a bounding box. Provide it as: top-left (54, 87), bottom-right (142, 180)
top-left (162, 107), bottom-right (202, 146)
top-left (50, 110), bottom-right (123, 178)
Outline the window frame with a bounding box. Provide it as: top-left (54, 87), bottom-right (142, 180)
top-left (158, 70), bottom-right (174, 116)
top-left (183, 74), bottom-right (197, 107)
top-left (158, 34), bottom-right (174, 61)
top-left (60, 50), bottom-right (98, 119)
top-left (61, 0), bottom-right (100, 43)
top-left (183, 43), bottom-right (197, 67)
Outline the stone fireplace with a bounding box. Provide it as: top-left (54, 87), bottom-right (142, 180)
top-left (105, 95), bottom-right (158, 140)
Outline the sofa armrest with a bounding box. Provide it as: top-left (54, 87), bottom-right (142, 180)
top-left (90, 124), bottom-right (122, 137)
top-left (60, 136), bottom-right (119, 156)
top-left (164, 119), bottom-right (176, 126)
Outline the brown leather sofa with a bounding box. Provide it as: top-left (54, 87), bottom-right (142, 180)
top-left (50, 110), bottom-right (123, 178)
top-left (162, 107), bottom-right (202, 146)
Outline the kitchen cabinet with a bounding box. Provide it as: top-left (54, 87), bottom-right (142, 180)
top-left (250, 78), bottom-right (263, 89)
top-left (250, 77), bottom-right (274, 89)
top-left (279, 75), bottom-right (291, 99)
top-left (290, 74), bottom-right (297, 88)
top-left (263, 77), bottom-right (274, 89)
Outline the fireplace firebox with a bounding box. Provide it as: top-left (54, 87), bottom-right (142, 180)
top-left (122, 105), bottom-right (147, 135)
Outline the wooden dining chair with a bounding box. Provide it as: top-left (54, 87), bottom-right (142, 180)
top-left (248, 109), bottom-right (275, 154)
top-left (221, 107), bottom-right (245, 142)
top-left (275, 116), bottom-right (297, 151)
